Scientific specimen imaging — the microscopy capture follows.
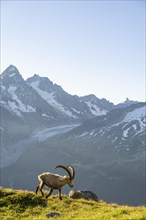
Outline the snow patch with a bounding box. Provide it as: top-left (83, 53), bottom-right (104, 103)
top-left (123, 127), bottom-right (131, 138)
top-left (123, 106), bottom-right (146, 135)
top-left (30, 80), bottom-right (78, 119)
top-left (42, 113), bottom-right (49, 118)
top-left (71, 108), bottom-right (81, 114)
top-left (85, 101), bottom-right (107, 116)
top-left (123, 106), bottom-right (146, 122)
top-left (7, 86), bottom-right (36, 116)
top-left (8, 101), bottom-right (22, 117)
top-left (9, 73), bottom-right (17, 77)
top-left (79, 131), bottom-right (88, 137)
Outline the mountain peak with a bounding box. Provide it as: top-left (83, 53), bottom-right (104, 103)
top-left (26, 74), bottom-right (54, 90)
top-left (7, 64), bottom-right (18, 71)
top-left (122, 97), bottom-right (128, 102)
top-left (0, 64), bottom-right (24, 85)
top-left (122, 97), bottom-right (139, 105)
top-left (2, 65), bottom-right (20, 77)
top-left (33, 74), bottom-right (41, 79)
top-left (4, 64), bottom-right (19, 73)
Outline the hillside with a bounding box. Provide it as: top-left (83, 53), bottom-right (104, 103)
top-left (0, 187), bottom-right (146, 220)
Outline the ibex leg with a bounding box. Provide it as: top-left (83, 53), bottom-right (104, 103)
top-left (46, 188), bottom-right (54, 199)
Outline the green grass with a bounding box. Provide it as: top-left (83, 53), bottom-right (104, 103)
top-left (0, 187), bottom-right (146, 220)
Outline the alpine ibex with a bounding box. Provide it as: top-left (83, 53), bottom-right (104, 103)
top-left (36, 165), bottom-right (75, 200)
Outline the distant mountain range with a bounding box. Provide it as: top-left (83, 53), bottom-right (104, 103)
top-left (0, 65), bottom-right (145, 206)
top-left (1, 65), bottom-right (138, 123)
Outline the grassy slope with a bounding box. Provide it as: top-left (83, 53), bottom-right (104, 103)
top-left (0, 187), bottom-right (146, 220)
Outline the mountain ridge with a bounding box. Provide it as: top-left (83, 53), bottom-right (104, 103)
top-left (1, 65), bottom-right (138, 109)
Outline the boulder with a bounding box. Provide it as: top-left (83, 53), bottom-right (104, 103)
top-left (45, 212), bottom-right (61, 218)
top-left (68, 189), bottom-right (98, 201)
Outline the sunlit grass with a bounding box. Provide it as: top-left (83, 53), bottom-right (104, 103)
top-left (0, 187), bottom-right (146, 220)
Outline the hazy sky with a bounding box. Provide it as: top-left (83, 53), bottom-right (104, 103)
top-left (1, 0), bottom-right (145, 104)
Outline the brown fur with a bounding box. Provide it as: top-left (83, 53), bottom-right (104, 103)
top-left (36, 172), bottom-right (74, 200)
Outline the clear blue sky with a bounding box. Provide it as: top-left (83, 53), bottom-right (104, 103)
top-left (1, 0), bottom-right (145, 104)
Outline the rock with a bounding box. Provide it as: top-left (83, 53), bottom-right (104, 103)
top-left (45, 212), bottom-right (61, 218)
top-left (68, 189), bottom-right (98, 201)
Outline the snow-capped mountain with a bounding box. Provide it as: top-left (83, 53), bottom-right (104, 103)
top-left (1, 65), bottom-right (113, 124)
top-left (70, 103), bottom-right (146, 142)
top-left (1, 65), bottom-right (137, 123)
top-left (1, 65), bottom-right (145, 206)
top-left (80, 94), bottom-right (114, 113)
top-left (0, 65), bottom-right (75, 125)
top-left (26, 74), bottom-right (111, 121)
top-left (0, 65), bottom-right (114, 166)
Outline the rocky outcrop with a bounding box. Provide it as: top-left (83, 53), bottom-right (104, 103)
top-left (68, 189), bottom-right (98, 201)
